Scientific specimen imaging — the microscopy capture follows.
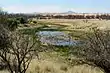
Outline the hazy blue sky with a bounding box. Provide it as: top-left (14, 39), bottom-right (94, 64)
top-left (0, 0), bottom-right (110, 13)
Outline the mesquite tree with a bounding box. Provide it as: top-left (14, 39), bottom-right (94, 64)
top-left (0, 30), bottom-right (43, 73)
top-left (82, 28), bottom-right (110, 73)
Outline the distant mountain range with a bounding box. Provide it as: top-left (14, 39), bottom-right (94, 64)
top-left (32, 11), bottom-right (77, 15)
top-left (62, 11), bottom-right (76, 14)
top-left (29, 11), bottom-right (110, 15)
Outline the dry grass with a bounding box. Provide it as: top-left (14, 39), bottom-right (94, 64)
top-left (0, 70), bottom-right (9, 73)
top-left (27, 59), bottom-right (103, 73)
top-left (38, 19), bottom-right (110, 31)
top-left (27, 52), bottom-right (104, 73)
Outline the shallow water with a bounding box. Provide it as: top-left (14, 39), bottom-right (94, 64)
top-left (37, 31), bottom-right (79, 46)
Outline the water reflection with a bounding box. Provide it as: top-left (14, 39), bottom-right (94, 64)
top-left (37, 31), bottom-right (79, 46)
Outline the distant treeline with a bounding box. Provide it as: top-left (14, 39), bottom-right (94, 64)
top-left (1, 11), bottom-right (110, 20)
top-left (0, 11), bottom-right (30, 31)
top-left (36, 14), bottom-right (110, 20)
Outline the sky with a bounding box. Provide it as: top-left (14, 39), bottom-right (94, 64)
top-left (0, 0), bottom-right (110, 13)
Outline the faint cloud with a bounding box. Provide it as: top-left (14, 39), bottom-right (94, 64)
top-left (3, 5), bottom-right (64, 13)
top-left (3, 5), bottom-right (110, 13)
top-left (66, 8), bottom-right (110, 13)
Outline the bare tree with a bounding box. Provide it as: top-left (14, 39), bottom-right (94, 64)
top-left (0, 31), bottom-right (43, 73)
top-left (81, 28), bottom-right (110, 73)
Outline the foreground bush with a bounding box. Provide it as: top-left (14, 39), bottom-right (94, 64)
top-left (81, 28), bottom-right (110, 73)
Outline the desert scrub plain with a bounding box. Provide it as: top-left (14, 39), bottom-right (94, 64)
top-left (2, 19), bottom-right (110, 73)
top-left (37, 19), bottom-right (110, 30)
top-left (18, 19), bottom-right (110, 73)
top-left (20, 19), bottom-right (110, 39)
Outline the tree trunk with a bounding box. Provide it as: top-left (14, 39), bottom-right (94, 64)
top-left (103, 67), bottom-right (110, 73)
top-left (94, 61), bottom-right (110, 73)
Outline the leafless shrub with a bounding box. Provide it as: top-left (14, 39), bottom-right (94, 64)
top-left (82, 28), bottom-right (110, 73)
top-left (0, 30), bottom-right (45, 73)
top-left (0, 24), bottom-right (10, 49)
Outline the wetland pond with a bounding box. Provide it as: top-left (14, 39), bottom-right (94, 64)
top-left (37, 31), bottom-right (82, 46)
